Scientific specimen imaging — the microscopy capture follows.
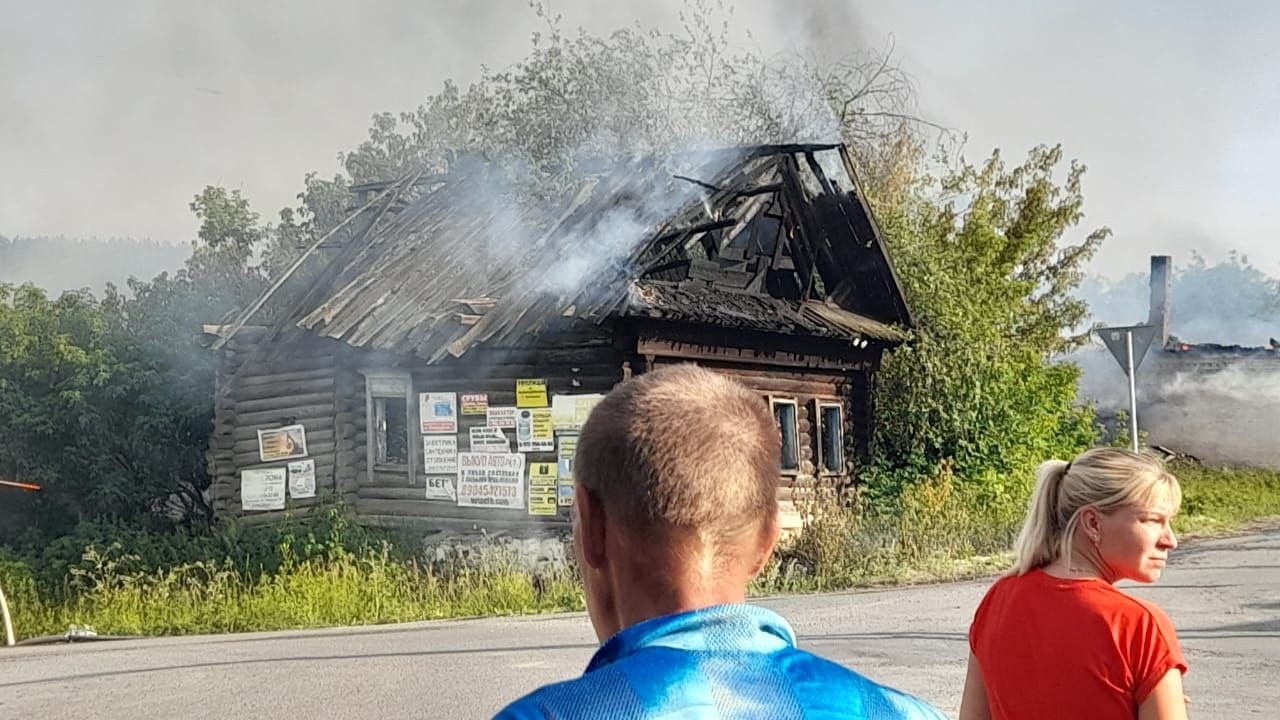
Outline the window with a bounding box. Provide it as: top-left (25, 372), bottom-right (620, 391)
top-left (771, 399), bottom-right (799, 472)
top-left (374, 397), bottom-right (409, 465)
top-left (365, 372), bottom-right (413, 472)
top-left (817, 402), bottom-right (845, 474)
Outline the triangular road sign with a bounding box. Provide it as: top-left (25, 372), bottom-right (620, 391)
top-left (1097, 324), bottom-right (1158, 375)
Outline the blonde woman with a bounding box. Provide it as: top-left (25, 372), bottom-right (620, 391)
top-left (959, 448), bottom-right (1188, 720)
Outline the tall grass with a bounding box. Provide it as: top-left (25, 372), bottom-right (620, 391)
top-left (1174, 464), bottom-right (1280, 536)
top-left (14, 543), bottom-right (580, 638)
top-left (3, 515), bottom-right (582, 641)
top-left (754, 463), bottom-right (1021, 594)
top-left (2, 465), bottom-right (1275, 640)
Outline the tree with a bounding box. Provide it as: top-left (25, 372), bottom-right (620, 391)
top-left (259, 173), bottom-right (352, 280)
top-left (336, 1), bottom-right (937, 198)
top-left (867, 145), bottom-right (1107, 497)
top-left (1079, 251), bottom-right (1280, 345)
top-left (0, 284), bottom-right (152, 539)
top-left (92, 186), bottom-right (276, 526)
top-left (0, 184), bottom-right (275, 543)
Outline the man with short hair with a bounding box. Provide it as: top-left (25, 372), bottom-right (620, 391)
top-left (496, 364), bottom-right (946, 719)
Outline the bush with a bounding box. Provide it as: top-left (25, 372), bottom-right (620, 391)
top-left (867, 146), bottom-right (1106, 498)
top-left (757, 464), bottom-right (1024, 594)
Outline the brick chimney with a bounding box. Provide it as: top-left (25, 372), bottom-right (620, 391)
top-left (1149, 255), bottom-right (1173, 347)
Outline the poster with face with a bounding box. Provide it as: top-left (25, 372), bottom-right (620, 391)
top-left (257, 425), bottom-right (308, 462)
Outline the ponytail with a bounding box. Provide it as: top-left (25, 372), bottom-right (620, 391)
top-left (1009, 459), bottom-right (1070, 575)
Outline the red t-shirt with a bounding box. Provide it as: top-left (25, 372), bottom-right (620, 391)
top-left (969, 568), bottom-right (1188, 719)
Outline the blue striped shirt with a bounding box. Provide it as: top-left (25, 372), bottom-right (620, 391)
top-left (495, 604), bottom-right (947, 719)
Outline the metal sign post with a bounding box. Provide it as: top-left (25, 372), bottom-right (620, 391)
top-left (1096, 324), bottom-right (1158, 452)
top-left (1124, 331), bottom-right (1139, 452)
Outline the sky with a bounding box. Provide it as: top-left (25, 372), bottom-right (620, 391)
top-left (2, 0), bottom-right (1278, 279)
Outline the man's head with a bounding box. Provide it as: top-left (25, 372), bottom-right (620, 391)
top-left (571, 364), bottom-right (782, 640)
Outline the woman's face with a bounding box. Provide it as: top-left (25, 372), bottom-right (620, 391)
top-left (1094, 492), bottom-right (1179, 583)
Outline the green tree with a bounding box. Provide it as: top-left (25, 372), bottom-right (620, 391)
top-left (868, 145), bottom-right (1107, 497)
top-left (0, 284), bottom-right (137, 538)
top-left (184, 186), bottom-right (268, 305)
top-left (0, 185), bottom-right (272, 543)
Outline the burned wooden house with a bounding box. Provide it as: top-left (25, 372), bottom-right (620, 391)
top-left (1130, 256), bottom-right (1280, 468)
top-left (202, 144), bottom-right (913, 532)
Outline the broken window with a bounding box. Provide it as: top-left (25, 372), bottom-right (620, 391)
top-left (365, 372), bottom-right (412, 468)
top-left (817, 402), bottom-right (845, 474)
top-left (375, 397), bottom-right (409, 465)
top-left (772, 399), bottom-right (799, 472)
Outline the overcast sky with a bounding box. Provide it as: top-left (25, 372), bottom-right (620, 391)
top-left (2, 0), bottom-right (1278, 278)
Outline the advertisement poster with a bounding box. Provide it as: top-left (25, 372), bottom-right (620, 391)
top-left (257, 425), bottom-right (308, 462)
top-left (287, 459), bottom-right (316, 499)
top-left (550, 394), bottom-right (606, 432)
top-left (469, 426), bottom-right (510, 453)
top-left (528, 462), bottom-right (558, 516)
top-left (556, 433), bottom-right (576, 507)
top-left (419, 392), bottom-right (458, 434)
top-left (486, 406), bottom-right (517, 429)
top-left (515, 379), bottom-right (548, 408)
top-left (516, 408), bottom-right (554, 452)
top-left (460, 393), bottom-right (489, 416)
top-left (557, 433), bottom-right (578, 481)
top-left (557, 482), bottom-right (575, 508)
top-left (422, 435), bottom-right (459, 474)
top-left (573, 394), bottom-right (605, 428)
top-left (241, 468), bottom-right (287, 511)
top-left (456, 452), bottom-right (525, 509)
top-left (424, 475), bottom-right (457, 502)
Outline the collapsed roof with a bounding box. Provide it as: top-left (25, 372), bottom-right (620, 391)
top-left (223, 143), bottom-right (914, 361)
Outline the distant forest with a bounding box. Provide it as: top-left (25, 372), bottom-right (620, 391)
top-left (0, 235), bottom-right (191, 294)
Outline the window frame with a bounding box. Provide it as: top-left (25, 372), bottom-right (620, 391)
top-left (362, 370), bottom-right (417, 486)
top-left (815, 400), bottom-right (846, 475)
top-left (769, 396), bottom-right (801, 475)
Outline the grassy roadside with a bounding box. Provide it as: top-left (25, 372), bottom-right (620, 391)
top-left (2, 464), bottom-right (1277, 641)
top-left (754, 461), bottom-right (1280, 595)
top-left (1171, 464), bottom-right (1280, 538)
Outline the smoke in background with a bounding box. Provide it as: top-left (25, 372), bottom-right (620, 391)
top-left (324, 2), bottom-right (926, 307)
top-left (1070, 253), bottom-right (1280, 466)
top-left (1077, 251), bottom-right (1280, 345)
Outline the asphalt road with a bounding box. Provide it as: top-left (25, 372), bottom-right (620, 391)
top-left (2, 529), bottom-right (1277, 719)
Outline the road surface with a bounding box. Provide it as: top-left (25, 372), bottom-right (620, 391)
top-left (2, 529), bottom-right (1277, 718)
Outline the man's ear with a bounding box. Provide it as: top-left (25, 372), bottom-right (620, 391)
top-left (574, 484), bottom-right (608, 570)
top-left (746, 511), bottom-right (782, 578)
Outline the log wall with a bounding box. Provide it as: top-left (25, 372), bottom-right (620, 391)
top-left (647, 356), bottom-right (867, 530)
top-left (352, 332), bottom-right (626, 534)
top-left (211, 323), bottom-right (885, 535)
top-left (208, 329), bottom-right (343, 521)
